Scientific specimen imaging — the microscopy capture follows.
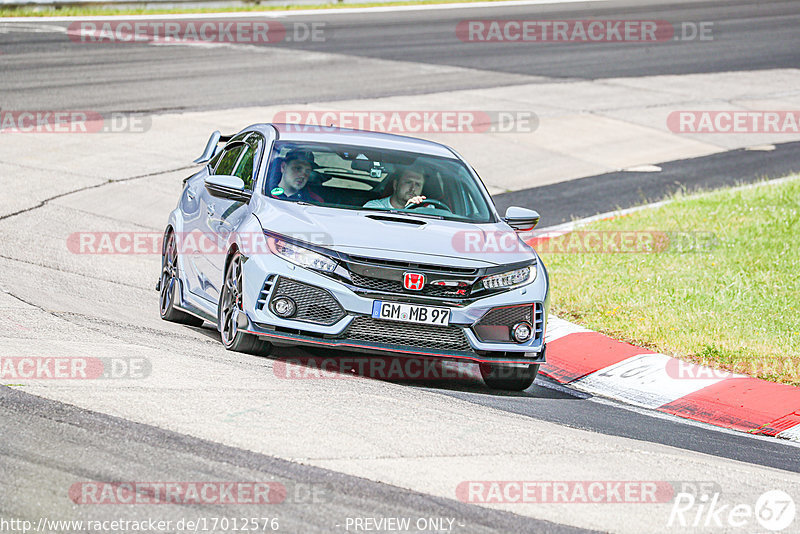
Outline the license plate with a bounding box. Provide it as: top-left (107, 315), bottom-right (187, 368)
top-left (371, 301), bottom-right (450, 326)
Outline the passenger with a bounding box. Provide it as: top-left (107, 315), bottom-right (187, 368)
top-left (363, 165), bottom-right (427, 210)
top-left (270, 150), bottom-right (323, 203)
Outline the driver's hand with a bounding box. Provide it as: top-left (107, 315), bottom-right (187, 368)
top-left (405, 195), bottom-right (427, 206)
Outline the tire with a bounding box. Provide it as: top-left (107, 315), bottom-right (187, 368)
top-left (159, 231), bottom-right (205, 327)
top-left (218, 251), bottom-right (272, 356)
top-left (480, 362), bottom-right (539, 391)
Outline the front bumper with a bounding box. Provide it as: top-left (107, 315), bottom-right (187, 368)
top-left (239, 251), bottom-right (550, 365)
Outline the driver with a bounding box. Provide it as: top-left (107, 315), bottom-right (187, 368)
top-left (363, 165), bottom-right (427, 210)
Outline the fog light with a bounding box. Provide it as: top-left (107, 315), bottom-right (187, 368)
top-left (271, 297), bottom-right (296, 318)
top-left (511, 322), bottom-right (532, 343)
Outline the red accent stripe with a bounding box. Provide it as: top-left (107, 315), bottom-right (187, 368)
top-left (658, 378), bottom-right (800, 433)
top-left (542, 332), bottom-right (654, 383)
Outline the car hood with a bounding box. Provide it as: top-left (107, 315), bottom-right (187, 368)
top-left (254, 202), bottom-right (535, 268)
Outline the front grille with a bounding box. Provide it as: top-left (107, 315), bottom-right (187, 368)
top-left (344, 316), bottom-right (472, 352)
top-left (270, 277), bottom-right (345, 326)
top-left (473, 303), bottom-right (543, 343)
top-left (346, 255), bottom-right (478, 275)
top-left (349, 273), bottom-right (472, 298)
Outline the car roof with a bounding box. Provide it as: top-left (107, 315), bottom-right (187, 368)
top-left (242, 123), bottom-right (460, 159)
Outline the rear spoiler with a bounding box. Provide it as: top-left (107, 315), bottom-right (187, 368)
top-left (193, 131), bottom-right (233, 165)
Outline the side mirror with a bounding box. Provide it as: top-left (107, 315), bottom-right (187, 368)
top-left (503, 206), bottom-right (540, 231)
top-left (205, 175), bottom-right (252, 203)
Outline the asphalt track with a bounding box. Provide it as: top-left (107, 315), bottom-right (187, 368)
top-left (0, 0), bottom-right (798, 113)
top-left (2, 0), bottom-right (800, 532)
top-left (494, 140), bottom-right (800, 224)
top-left (0, 386), bottom-right (592, 534)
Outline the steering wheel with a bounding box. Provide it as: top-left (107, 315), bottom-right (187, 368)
top-left (406, 198), bottom-right (452, 212)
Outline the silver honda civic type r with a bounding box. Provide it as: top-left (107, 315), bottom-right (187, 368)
top-left (158, 123), bottom-right (549, 390)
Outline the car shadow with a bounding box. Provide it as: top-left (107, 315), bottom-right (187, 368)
top-left (188, 323), bottom-right (581, 400)
top-left (273, 344), bottom-right (580, 399)
top-left (187, 325), bottom-right (579, 399)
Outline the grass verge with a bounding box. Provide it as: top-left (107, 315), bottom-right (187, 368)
top-left (538, 176), bottom-right (800, 386)
top-left (1, 0), bottom-right (506, 18)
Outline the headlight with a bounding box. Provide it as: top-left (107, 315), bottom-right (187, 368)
top-left (266, 237), bottom-right (337, 273)
top-left (481, 265), bottom-right (535, 290)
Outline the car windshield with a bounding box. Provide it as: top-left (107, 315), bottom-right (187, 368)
top-left (263, 141), bottom-right (495, 223)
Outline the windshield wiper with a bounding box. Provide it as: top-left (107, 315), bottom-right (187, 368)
top-left (385, 209), bottom-right (444, 220)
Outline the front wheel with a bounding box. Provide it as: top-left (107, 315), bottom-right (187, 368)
top-left (480, 362), bottom-right (539, 391)
top-left (218, 252), bottom-right (272, 356)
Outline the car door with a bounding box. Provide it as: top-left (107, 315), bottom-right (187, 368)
top-left (182, 153), bottom-right (221, 301)
top-left (203, 133), bottom-right (264, 303)
top-left (191, 139), bottom-right (246, 303)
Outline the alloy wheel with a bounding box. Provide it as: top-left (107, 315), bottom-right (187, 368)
top-left (159, 233), bottom-right (178, 317)
top-left (220, 254), bottom-right (243, 346)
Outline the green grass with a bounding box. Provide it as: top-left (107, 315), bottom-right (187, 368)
top-left (539, 177), bottom-right (800, 386)
top-left (0, 0), bottom-right (507, 18)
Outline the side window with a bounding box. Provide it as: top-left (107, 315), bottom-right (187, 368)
top-left (207, 149), bottom-right (223, 172)
top-left (232, 133), bottom-right (265, 190)
top-left (214, 144), bottom-right (245, 176)
top-left (233, 148), bottom-right (255, 190)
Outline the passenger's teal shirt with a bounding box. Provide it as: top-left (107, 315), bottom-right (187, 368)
top-left (363, 196), bottom-right (394, 209)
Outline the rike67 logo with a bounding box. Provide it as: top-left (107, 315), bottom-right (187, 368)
top-left (669, 489), bottom-right (795, 531)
